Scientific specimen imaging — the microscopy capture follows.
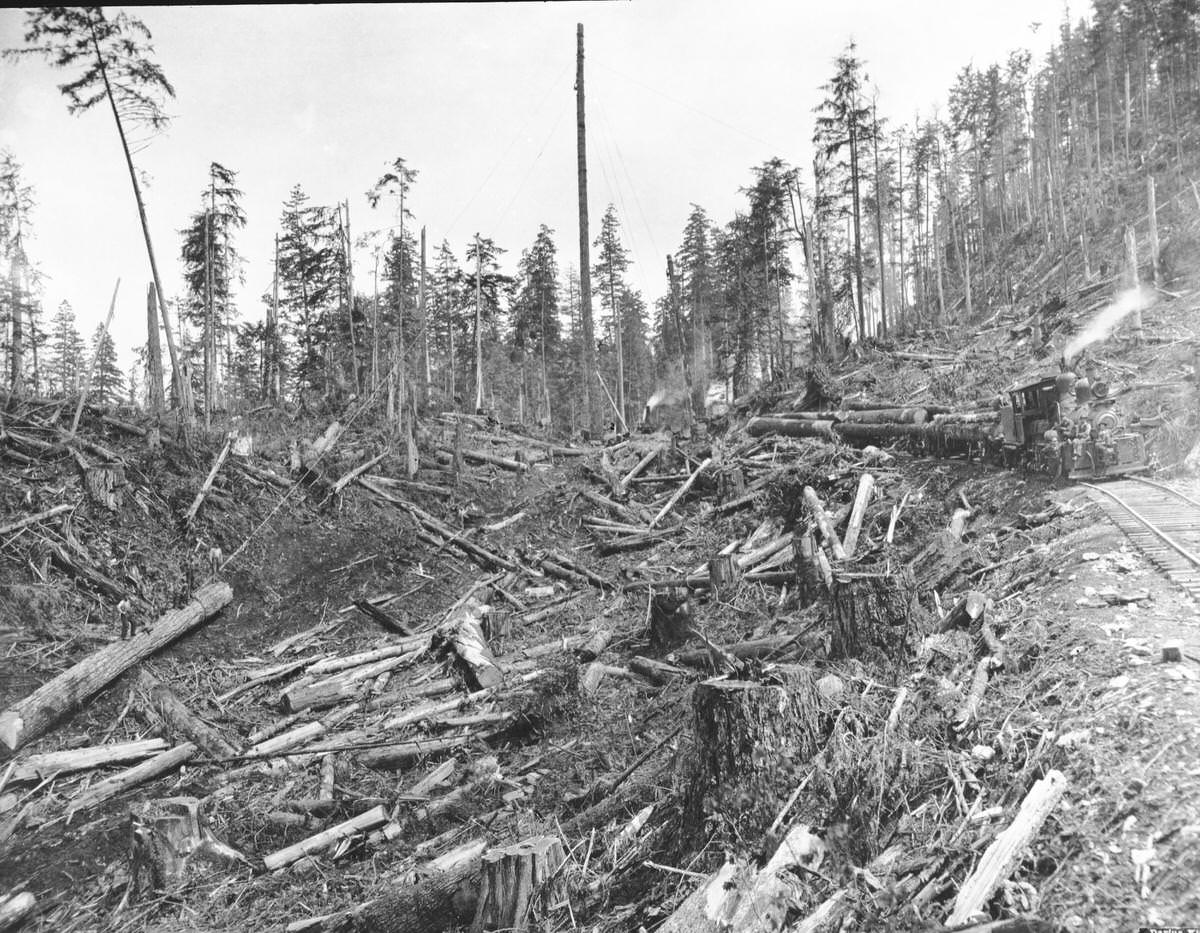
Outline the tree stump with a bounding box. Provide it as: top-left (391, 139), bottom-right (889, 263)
top-left (682, 666), bottom-right (833, 844)
top-left (717, 465), bottom-right (745, 503)
top-left (830, 567), bottom-right (921, 664)
top-left (650, 590), bottom-right (692, 648)
top-left (128, 796), bottom-right (242, 898)
top-left (708, 554), bottom-right (740, 596)
top-left (471, 835), bottom-right (567, 932)
top-left (83, 464), bottom-right (124, 511)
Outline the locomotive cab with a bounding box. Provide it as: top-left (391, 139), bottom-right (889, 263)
top-left (1000, 374), bottom-right (1147, 479)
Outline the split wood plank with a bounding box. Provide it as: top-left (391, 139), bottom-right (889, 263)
top-left (946, 770), bottom-right (1068, 924)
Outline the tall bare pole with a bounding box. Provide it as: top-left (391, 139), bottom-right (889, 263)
top-left (204, 176), bottom-right (214, 428)
top-left (474, 232), bottom-right (484, 412)
top-left (344, 199), bottom-right (360, 394)
top-left (146, 282), bottom-right (164, 412)
top-left (576, 23), bottom-right (597, 433)
top-left (419, 226), bottom-right (429, 403)
top-left (268, 234), bottom-right (281, 402)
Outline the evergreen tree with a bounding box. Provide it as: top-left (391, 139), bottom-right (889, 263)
top-left (592, 205), bottom-right (632, 425)
top-left (47, 299), bottom-right (84, 395)
top-left (510, 225), bottom-right (560, 424)
top-left (276, 184), bottom-right (338, 398)
top-left (179, 161), bottom-right (245, 416)
top-left (0, 149), bottom-right (35, 393)
top-left (428, 240), bottom-right (465, 404)
top-left (7, 8), bottom-right (191, 419)
top-left (814, 42), bottom-right (873, 341)
top-left (88, 324), bottom-right (124, 406)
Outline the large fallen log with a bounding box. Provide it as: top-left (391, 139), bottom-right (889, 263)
top-left (263, 804), bottom-right (389, 871)
top-left (69, 743), bottom-right (200, 815)
top-left (136, 671), bottom-right (240, 759)
top-left (322, 838), bottom-right (486, 933)
top-left (358, 735), bottom-right (474, 771)
top-left (0, 582), bottom-right (233, 752)
top-left (747, 418), bottom-right (835, 439)
top-left (9, 738), bottom-right (167, 784)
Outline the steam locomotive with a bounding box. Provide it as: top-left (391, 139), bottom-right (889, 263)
top-left (999, 370), bottom-right (1147, 479)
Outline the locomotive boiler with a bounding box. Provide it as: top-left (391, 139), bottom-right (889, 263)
top-left (999, 370), bottom-right (1147, 479)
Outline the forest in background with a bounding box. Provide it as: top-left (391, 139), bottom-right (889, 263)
top-left (2, 2), bottom-right (1199, 434)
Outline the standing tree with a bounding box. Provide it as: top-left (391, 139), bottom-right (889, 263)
top-left (88, 322), bottom-right (125, 406)
top-left (367, 157), bottom-right (418, 408)
top-left (179, 162), bottom-right (245, 423)
top-left (277, 185), bottom-right (338, 400)
top-left (7, 7), bottom-right (193, 422)
top-left (510, 225), bottom-right (560, 425)
top-left (814, 42), bottom-right (873, 342)
top-left (593, 205), bottom-right (631, 426)
top-left (47, 300), bottom-right (85, 395)
top-left (463, 235), bottom-right (509, 413)
top-left (0, 150), bottom-right (35, 394)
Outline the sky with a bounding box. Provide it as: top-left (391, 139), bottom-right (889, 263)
top-left (0, 2), bottom-right (1068, 371)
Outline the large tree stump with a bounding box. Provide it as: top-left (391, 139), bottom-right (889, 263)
top-left (471, 835), bottom-right (567, 932)
top-left (830, 567), bottom-right (921, 664)
top-left (129, 796), bottom-right (242, 898)
top-left (682, 666), bottom-right (833, 844)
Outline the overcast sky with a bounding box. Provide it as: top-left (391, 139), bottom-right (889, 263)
top-left (0, 2), bottom-right (1066, 371)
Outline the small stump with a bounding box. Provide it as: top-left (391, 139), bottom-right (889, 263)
top-left (129, 796), bottom-right (242, 898)
top-left (682, 666), bottom-right (833, 844)
top-left (830, 567), bottom-right (921, 664)
top-left (83, 464), bottom-right (125, 511)
top-left (794, 532), bottom-right (824, 606)
top-left (471, 835), bottom-right (567, 932)
top-left (650, 590), bottom-right (692, 648)
top-left (707, 554), bottom-right (741, 597)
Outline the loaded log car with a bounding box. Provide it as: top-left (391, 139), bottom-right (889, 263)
top-left (999, 371), bottom-right (1147, 479)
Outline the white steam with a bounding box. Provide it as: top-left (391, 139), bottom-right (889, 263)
top-left (1063, 286), bottom-right (1152, 362)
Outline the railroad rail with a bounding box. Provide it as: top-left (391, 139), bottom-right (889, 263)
top-left (1082, 476), bottom-right (1200, 602)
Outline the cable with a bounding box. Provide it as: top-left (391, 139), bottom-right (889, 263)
top-left (591, 57), bottom-right (789, 153)
top-left (443, 60), bottom-right (572, 241)
top-left (491, 96), bottom-right (570, 231)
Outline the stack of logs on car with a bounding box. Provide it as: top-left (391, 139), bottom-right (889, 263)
top-left (747, 400), bottom-right (1004, 449)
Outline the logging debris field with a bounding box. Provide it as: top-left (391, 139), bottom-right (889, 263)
top-left (1, 293), bottom-right (1200, 933)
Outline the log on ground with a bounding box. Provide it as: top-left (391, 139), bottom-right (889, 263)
top-left (0, 582), bottom-right (233, 752)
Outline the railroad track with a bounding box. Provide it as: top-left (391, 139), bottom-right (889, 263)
top-left (1083, 476), bottom-right (1200, 602)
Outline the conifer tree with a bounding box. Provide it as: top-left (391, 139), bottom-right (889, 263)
top-left (7, 7), bottom-right (191, 419)
top-left (88, 323), bottom-right (124, 406)
top-left (47, 299), bottom-right (84, 395)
